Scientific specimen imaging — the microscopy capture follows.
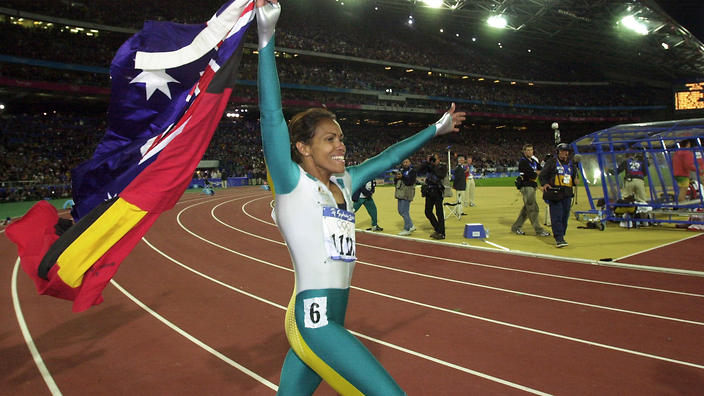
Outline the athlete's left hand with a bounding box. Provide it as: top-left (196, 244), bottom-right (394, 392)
top-left (434, 103), bottom-right (467, 136)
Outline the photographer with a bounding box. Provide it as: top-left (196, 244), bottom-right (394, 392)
top-left (539, 143), bottom-right (579, 248)
top-left (511, 144), bottom-right (550, 237)
top-left (417, 153), bottom-right (448, 239)
top-left (395, 158), bottom-right (417, 235)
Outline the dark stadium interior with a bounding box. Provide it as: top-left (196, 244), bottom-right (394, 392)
top-left (0, 0), bottom-right (702, 199)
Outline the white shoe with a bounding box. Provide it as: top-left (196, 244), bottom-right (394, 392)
top-left (409, 226), bottom-right (416, 232)
top-left (398, 229), bottom-right (411, 236)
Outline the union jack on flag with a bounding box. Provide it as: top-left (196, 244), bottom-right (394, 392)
top-left (7, 0), bottom-right (255, 312)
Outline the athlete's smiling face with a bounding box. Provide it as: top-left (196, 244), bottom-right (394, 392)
top-left (304, 118), bottom-right (346, 177)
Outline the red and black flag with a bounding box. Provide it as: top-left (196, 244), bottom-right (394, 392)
top-left (6, 0), bottom-right (255, 312)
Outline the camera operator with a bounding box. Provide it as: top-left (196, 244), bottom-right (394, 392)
top-left (417, 153), bottom-right (448, 239)
top-left (511, 144), bottom-right (551, 237)
top-left (395, 158), bottom-right (417, 235)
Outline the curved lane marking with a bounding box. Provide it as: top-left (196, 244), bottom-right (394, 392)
top-left (140, 238), bottom-right (550, 396)
top-left (171, 196), bottom-right (704, 372)
top-left (166, 193), bottom-right (551, 394)
top-left (11, 259), bottom-right (62, 395)
top-left (231, 198), bottom-right (704, 322)
top-left (110, 279), bottom-right (278, 391)
top-left (238, 195), bottom-right (704, 298)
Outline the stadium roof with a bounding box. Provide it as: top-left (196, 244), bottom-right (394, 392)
top-left (360, 0), bottom-right (704, 83)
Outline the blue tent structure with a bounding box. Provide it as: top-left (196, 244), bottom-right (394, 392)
top-left (572, 118), bottom-right (704, 227)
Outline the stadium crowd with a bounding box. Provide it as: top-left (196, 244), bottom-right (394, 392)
top-left (0, 0), bottom-right (608, 82)
top-left (0, 7), bottom-right (669, 114)
top-left (1, 109), bottom-right (587, 202)
top-left (0, 2), bottom-right (670, 202)
top-left (0, 113), bottom-right (104, 201)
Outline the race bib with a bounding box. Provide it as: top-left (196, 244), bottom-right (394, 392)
top-left (322, 207), bottom-right (356, 262)
top-left (303, 297), bottom-right (328, 328)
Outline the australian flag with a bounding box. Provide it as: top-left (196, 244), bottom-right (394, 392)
top-left (7, 0), bottom-right (255, 312)
top-left (72, 0), bottom-right (255, 219)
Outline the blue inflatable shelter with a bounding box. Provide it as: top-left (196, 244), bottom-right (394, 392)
top-left (572, 118), bottom-right (704, 227)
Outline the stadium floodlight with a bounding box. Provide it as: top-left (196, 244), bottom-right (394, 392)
top-left (621, 15), bottom-right (648, 35)
top-left (487, 15), bottom-right (507, 29)
top-left (423, 0), bottom-right (444, 8)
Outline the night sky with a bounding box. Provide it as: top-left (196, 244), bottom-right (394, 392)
top-left (656, 0), bottom-right (704, 41)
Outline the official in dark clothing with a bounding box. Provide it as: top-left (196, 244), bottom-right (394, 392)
top-left (443, 155), bottom-right (468, 219)
top-left (539, 143), bottom-right (579, 248)
top-left (417, 153), bottom-right (447, 239)
top-left (512, 144), bottom-right (550, 237)
top-left (452, 156), bottom-right (467, 198)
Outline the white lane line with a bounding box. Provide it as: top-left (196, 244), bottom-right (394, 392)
top-left (356, 260), bottom-right (704, 326)
top-left (140, 239), bottom-right (550, 395)
top-left (178, 198), bottom-right (704, 371)
top-left (349, 331), bottom-right (551, 396)
top-left (142, 238), bottom-right (285, 310)
top-left (235, 195), bottom-right (704, 276)
top-left (356, 286), bottom-right (704, 371)
top-left (237, 196), bottom-right (704, 298)
top-left (223, 198), bottom-right (704, 324)
top-left (615, 232), bottom-right (703, 261)
top-left (11, 259), bottom-right (62, 396)
top-left (355, 241), bottom-right (704, 298)
top-left (484, 240), bottom-right (510, 250)
top-left (215, 196), bottom-right (704, 326)
top-left (110, 279), bottom-right (278, 391)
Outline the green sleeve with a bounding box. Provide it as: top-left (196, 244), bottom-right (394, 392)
top-left (348, 125), bottom-right (437, 193)
top-left (258, 38), bottom-right (299, 194)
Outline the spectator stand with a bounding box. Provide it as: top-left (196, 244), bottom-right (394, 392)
top-left (573, 118), bottom-right (704, 228)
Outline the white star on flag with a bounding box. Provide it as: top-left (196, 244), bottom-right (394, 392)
top-left (130, 69), bottom-right (180, 100)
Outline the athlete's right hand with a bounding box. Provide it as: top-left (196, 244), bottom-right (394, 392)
top-left (256, 0), bottom-right (280, 49)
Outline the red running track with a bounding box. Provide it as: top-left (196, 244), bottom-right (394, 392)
top-left (2, 187), bottom-right (703, 395)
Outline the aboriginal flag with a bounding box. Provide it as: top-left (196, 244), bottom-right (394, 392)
top-left (6, 0), bottom-right (255, 312)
